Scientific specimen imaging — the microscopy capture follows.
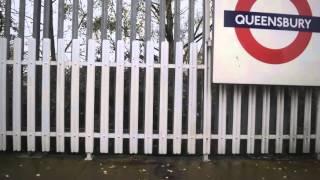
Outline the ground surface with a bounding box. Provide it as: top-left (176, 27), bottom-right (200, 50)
top-left (0, 153), bottom-right (319, 180)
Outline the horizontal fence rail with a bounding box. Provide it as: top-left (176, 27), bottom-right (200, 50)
top-left (0, 0), bottom-right (320, 157)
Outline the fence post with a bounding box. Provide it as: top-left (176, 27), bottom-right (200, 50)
top-left (13, 38), bottom-right (22, 151)
top-left (129, 41), bottom-right (140, 154)
top-left (115, 40), bottom-right (125, 154)
top-left (144, 41), bottom-right (155, 154)
top-left (70, 0), bottom-right (79, 153)
top-left (173, 42), bottom-right (183, 154)
top-left (203, 0), bottom-right (212, 160)
top-left (187, 43), bottom-right (198, 154)
top-left (70, 39), bottom-right (80, 153)
top-left (56, 39), bottom-right (65, 153)
top-left (303, 89), bottom-right (312, 153)
top-left (85, 40), bottom-right (96, 158)
top-left (247, 86), bottom-right (257, 154)
top-left (0, 38), bottom-right (7, 151)
top-left (100, 40), bottom-right (111, 154)
top-left (232, 85), bottom-right (242, 154)
top-left (276, 87), bottom-right (284, 154)
top-left (289, 89), bottom-right (298, 154)
top-left (27, 38), bottom-right (36, 152)
top-left (42, 38), bottom-right (51, 152)
top-left (218, 85), bottom-right (227, 155)
top-left (261, 86), bottom-right (270, 154)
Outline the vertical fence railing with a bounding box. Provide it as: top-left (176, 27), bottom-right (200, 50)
top-left (56, 0), bottom-right (65, 153)
top-left (158, 0), bottom-right (169, 155)
top-left (12, 38), bottom-right (22, 151)
top-left (27, 38), bottom-right (36, 152)
top-left (100, 0), bottom-right (110, 154)
top-left (70, 0), bottom-right (80, 153)
top-left (0, 0), bottom-right (319, 158)
top-left (0, 38), bottom-right (7, 151)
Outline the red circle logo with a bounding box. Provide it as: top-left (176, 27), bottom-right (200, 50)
top-left (235, 0), bottom-right (312, 64)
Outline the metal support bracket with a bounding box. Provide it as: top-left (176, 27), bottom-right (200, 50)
top-left (84, 153), bottom-right (93, 161)
top-left (203, 154), bottom-right (210, 162)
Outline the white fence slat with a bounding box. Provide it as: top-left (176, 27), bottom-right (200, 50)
top-left (85, 39), bottom-right (96, 153)
top-left (144, 41), bottom-right (154, 154)
top-left (56, 39), bottom-right (65, 152)
top-left (232, 85), bottom-right (242, 154)
top-left (276, 87), bottom-right (284, 154)
top-left (0, 38), bottom-right (7, 151)
top-left (187, 43), bottom-right (197, 154)
top-left (173, 42), bottom-right (183, 154)
top-left (261, 86), bottom-right (270, 154)
top-left (247, 86), bottom-right (256, 154)
top-left (42, 38), bottom-right (51, 152)
top-left (100, 40), bottom-right (111, 153)
top-left (129, 41), bottom-right (140, 154)
top-left (303, 89), bottom-right (312, 153)
top-left (27, 38), bottom-right (36, 152)
top-left (316, 90), bottom-right (320, 154)
top-left (70, 39), bottom-right (80, 153)
top-left (13, 38), bottom-right (22, 151)
top-left (218, 84), bottom-right (227, 154)
top-left (115, 40), bottom-right (125, 154)
top-left (289, 89), bottom-right (298, 153)
top-left (159, 41), bottom-right (169, 154)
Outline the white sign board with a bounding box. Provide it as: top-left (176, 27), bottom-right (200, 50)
top-left (213, 0), bottom-right (320, 86)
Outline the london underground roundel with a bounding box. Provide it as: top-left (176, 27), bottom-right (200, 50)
top-left (213, 0), bottom-right (320, 86)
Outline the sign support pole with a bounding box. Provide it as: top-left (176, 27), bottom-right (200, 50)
top-left (203, 0), bottom-right (213, 162)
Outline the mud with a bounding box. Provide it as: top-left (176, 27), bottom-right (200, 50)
top-left (0, 153), bottom-right (319, 180)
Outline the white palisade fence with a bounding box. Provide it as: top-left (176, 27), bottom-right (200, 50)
top-left (0, 36), bottom-right (320, 156)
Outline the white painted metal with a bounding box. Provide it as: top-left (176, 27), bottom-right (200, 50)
top-left (261, 86), bottom-right (270, 154)
top-left (70, 39), bottom-right (80, 153)
top-left (56, 39), bottom-right (65, 152)
top-left (316, 90), bottom-right (320, 154)
top-left (202, 1), bottom-right (212, 155)
top-left (247, 86), bottom-right (256, 154)
top-left (0, 38), bottom-right (7, 151)
top-left (187, 42), bottom-right (197, 154)
top-left (1, 35), bottom-right (320, 156)
top-left (173, 42), bottom-right (183, 154)
top-left (85, 39), bottom-right (96, 153)
top-left (27, 38), bottom-right (36, 152)
top-left (100, 40), bottom-right (111, 153)
top-left (2, 131), bottom-right (320, 140)
top-left (276, 87), bottom-right (284, 154)
top-left (289, 89), bottom-right (298, 153)
top-left (13, 38), bottom-right (22, 151)
top-left (42, 38), bottom-right (51, 152)
top-left (159, 41), bottom-right (169, 154)
top-left (232, 85), bottom-right (242, 154)
top-left (303, 89), bottom-right (312, 153)
top-left (115, 40), bottom-right (125, 154)
top-left (218, 84), bottom-right (227, 154)
top-left (144, 41), bottom-right (154, 154)
top-left (129, 41), bottom-right (140, 154)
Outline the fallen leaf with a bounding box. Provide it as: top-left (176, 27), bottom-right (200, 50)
top-left (167, 169), bottom-right (173, 173)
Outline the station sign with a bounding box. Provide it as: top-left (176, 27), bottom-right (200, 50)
top-left (213, 0), bottom-right (320, 86)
